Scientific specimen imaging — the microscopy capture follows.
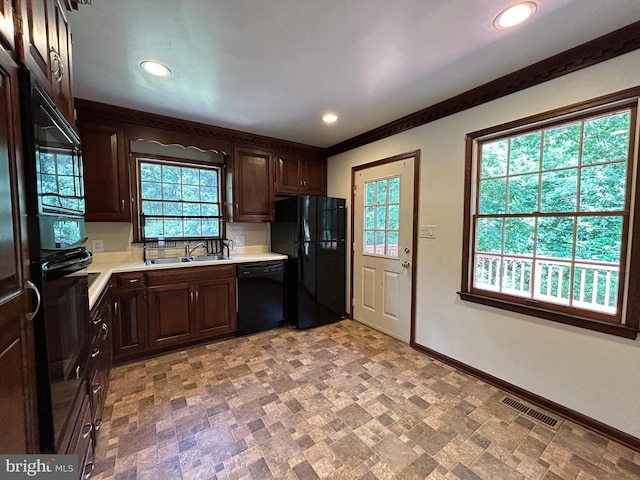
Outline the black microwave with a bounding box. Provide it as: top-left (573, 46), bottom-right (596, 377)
top-left (20, 69), bottom-right (86, 258)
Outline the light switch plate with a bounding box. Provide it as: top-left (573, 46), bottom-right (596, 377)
top-left (235, 235), bottom-right (246, 246)
top-left (419, 225), bottom-right (436, 239)
top-left (92, 239), bottom-right (104, 252)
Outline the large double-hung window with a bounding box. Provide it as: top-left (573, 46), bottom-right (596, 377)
top-left (460, 90), bottom-right (639, 338)
top-left (133, 157), bottom-right (223, 241)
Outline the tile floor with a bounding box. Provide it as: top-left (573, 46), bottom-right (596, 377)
top-left (91, 319), bottom-right (640, 480)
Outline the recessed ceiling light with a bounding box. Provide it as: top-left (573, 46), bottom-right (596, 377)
top-left (140, 60), bottom-right (171, 77)
top-left (494, 2), bottom-right (537, 29)
top-left (322, 113), bottom-right (338, 123)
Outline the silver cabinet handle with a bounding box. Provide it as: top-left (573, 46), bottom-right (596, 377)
top-left (121, 199), bottom-right (125, 211)
top-left (114, 301), bottom-right (118, 316)
top-left (125, 278), bottom-right (139, 284)
top-left (92, 384), bottom-right (101, 395)
top-left (101, 322), bottom-right (109, 340)
top-left (91, 348), bottom-right (100, 358)
top-left (94, 419), bottom-right (103, 431)
top-left (92, 315), bottom-right (102, 325)
top-left (83, 462), bottom-right (94, 479)
top-left (190, 291), bottom-right (194, 302)
top-left (81, 423), bottom-right (92, 438)
top-left (57, 61), bottom-right (64, 83)
top-left (25, 280), bottom-right (41, 322)
top-left (195, 291), bottom-right (199, 302)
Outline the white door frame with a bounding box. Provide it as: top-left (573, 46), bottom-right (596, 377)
top-left (350, 150), bottom-right (420, 344)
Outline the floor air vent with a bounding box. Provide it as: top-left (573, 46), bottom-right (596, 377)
top-left (500, 396), bottom-right (560, 429)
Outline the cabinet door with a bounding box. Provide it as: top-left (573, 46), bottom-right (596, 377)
top-left (303, 160), bottom-right (326, 195)
top-left (233, 147), bottom-right (274, 222)
top-left (18, 0), bottom-right (53, 91)
top-left (0, 48), bottom-right (36, 454)
top-left (49, 0), bottom-right (73, 122)
top-left (276, 155), bottom-right (301, 194)
top-left (80, 122), bottom-right (129, 221)
top-left (0, 0), bottom-right (15, 51)
top-left (194, 277), bottom-right (236, 338)
top-left (112, 288), bottom-right (147, 360)
top-left (0, 310), bottom-right (31, 453)
top-left (147, 282), bottom-right (193, 349)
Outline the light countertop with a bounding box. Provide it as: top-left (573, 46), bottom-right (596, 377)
top-left (87, 252), bottom-right (288, 309)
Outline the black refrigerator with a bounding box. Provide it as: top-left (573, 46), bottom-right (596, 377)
top-left (271, 196), bottom-right (346, 328)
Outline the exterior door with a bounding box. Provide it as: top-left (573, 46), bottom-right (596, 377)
top-left (352, 153), bottom-right (417, 342)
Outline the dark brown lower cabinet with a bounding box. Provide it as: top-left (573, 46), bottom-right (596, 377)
top-left (147, 281), bottom-right (193, 349)
top-left (88, 285), bottom-right (112, 439)
top-left (0, 298), bottom-right (33, 453)
top-left (110, 265), bottom-right (236, 363)
top-left (146, 265), bottom-right (237, 349)
top-left (194, 274), bottom-right (237, 338)
top-left (112, 273), bottom-right (148, 361)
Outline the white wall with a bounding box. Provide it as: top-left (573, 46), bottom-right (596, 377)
top-left (327, 50), bottom-right (640, 437)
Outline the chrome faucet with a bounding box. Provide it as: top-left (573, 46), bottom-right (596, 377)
top-left (184, 241), bottom-right (206, 259)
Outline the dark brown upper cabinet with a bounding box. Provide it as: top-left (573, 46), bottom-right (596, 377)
top-left (16, 0), bottom-right (75, 125)
top-left (276, 154), bottom-right (326, 196)
top-left (0, 0), bottom-right (15, 51)
top-left (229, 146), bottom-right (275, 222)
top-left (79, 121), bottom-right (130, 221)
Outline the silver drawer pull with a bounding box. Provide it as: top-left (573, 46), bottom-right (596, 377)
top-left (92, 384), bottom-right (101, 395)
top-left (81, 423), bottom-right (92, 438)
top-left (91, 348), bottom-right (100, 358)
top-left (125, 278), bottom-right (139, 284)
top-left (94, 419), bottom-right (103, 431)
top-left (92, 316), bottom-right (102, 325)
top-left (84, 462), bottom-right (94, 479)
top-left (101, 322), bottom-right (109, 339)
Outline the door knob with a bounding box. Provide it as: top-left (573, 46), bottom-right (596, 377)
top-left (404, 247), bottom-right (410, 254)
top-left (402, 261), bottom-right (410, 269)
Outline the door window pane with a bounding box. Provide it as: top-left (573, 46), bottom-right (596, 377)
top-left (363, 175), bottom-right (400, 258)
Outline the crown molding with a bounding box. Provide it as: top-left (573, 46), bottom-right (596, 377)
top-left (74, 99), bottom-right (325, 157)
top-left (327, 21), bottom-right (640, 157)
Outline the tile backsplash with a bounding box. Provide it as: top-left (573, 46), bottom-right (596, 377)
top-left (85, 222), bottom-right (271, 258)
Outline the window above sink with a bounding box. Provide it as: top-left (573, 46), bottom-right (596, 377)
top-left (132, 157), bottom-right (224, 242)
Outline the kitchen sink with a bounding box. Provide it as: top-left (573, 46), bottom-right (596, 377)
top-left (146, 255), bottom-right (231, 265)
top-left (147, 257), bottom-right (190, 265)
top-left (191, 255), bottom-right (231, 262)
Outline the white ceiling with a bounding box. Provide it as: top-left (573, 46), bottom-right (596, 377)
top-left (67, 0), bottom-right (640, 148)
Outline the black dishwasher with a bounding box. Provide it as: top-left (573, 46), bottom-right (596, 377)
top-left (236, 261), bottom-right (286, 336)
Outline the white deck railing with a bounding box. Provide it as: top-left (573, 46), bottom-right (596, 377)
top-left (474, 253), bottom-right (618, 314)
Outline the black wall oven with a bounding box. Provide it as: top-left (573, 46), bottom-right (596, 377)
top-left (35, 248), bottom-right (92, 451)
top-left (19, 69), bottom-right (92, 452)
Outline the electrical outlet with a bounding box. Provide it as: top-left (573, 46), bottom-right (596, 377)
top-left (419, 225), bottom-right (436, 239)
top-left (92, 239), bottom-right (104, 252)
top-left (235, 235), bottom-right (245, 246)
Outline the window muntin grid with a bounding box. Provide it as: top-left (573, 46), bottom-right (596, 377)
top-left (473, 108), bottom-right (632, 316)
top-left (138, 159), bottom-right (222, 240)
top-left (363, 175), bottom-right (400, 257)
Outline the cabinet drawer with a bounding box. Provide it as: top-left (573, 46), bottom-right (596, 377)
top-left (113, 272), bottom-right (146, 288)
top-left (146, 265), bottom-right (235, 286)
top-left (67, 393), bottom-right (94, 460)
